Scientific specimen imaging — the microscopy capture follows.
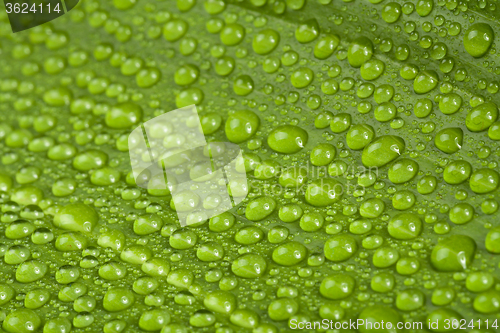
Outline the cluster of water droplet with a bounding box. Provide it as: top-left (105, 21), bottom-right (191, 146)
top-left (0, 0), bottom-right (500, 332)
